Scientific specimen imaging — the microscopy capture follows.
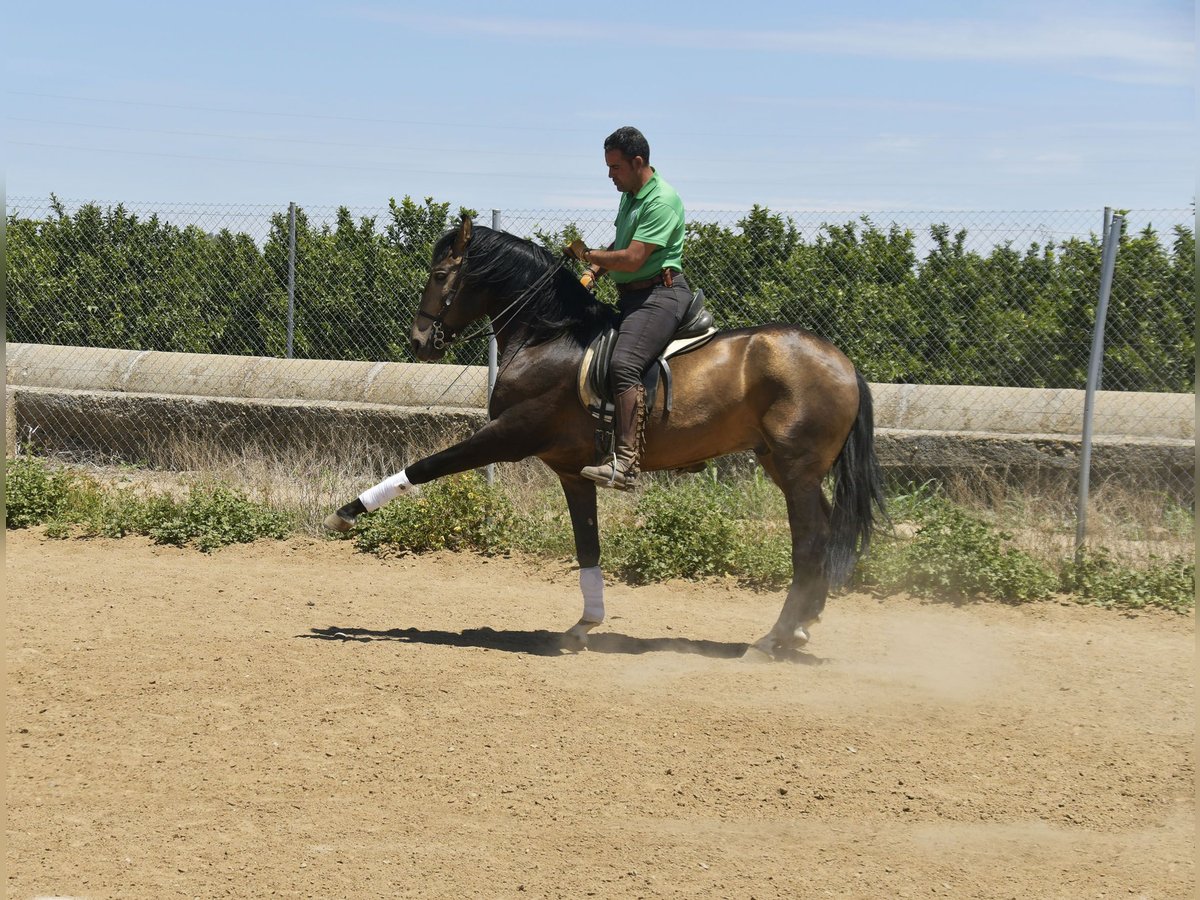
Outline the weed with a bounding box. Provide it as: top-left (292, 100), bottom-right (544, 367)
top-left (602, 478), bottom-right (792, 586)
top-left (6, 456), bottom-right (77, 528)
top-left (6, 453), bottom-right (1193, 612)
top-left (145, 483), bottom-right (293, 552)
top-left (606, 480), bottom-right (740, 583)
top-left (857, 497), bottom-right (1059, 602)
top-left (351, 472), bottom-right (514, 556)
top-left (4, 456), bottom-right (292, 552)
top-left (1062, 548), bottom-right (1195, 614)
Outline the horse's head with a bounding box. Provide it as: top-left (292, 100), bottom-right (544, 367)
top-left (411, 215), bottom-right (484, 362)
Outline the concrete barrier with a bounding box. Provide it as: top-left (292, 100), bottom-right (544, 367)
top-left (870, 383), bottom-right (1193, 441)
top-left (4, 343), bottom-right (488, 408)
top-left (6, 343), bottom-right (1195, 497)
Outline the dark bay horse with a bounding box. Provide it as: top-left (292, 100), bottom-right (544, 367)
top-left (327, 216), bottom-right (886, 658)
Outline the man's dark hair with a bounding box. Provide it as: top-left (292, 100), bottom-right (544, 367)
top-left (604, 126), bottom-right (650, 163)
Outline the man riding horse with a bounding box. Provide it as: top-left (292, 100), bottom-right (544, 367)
top-left (564, 125), bottom-right (692, 491)
top-left (321, 127), bottom-right (886, 658)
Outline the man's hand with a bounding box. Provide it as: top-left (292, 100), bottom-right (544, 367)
top-left (564, 238), bottom-right (590, 262)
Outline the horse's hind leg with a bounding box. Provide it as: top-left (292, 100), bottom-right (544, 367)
top-left (751, 461), bottom-right (831, 658)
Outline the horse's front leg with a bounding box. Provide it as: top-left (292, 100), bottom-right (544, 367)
top-left (558, 474), bottom-right (604, 652)
top-left (323, 417), bottom-right (540, 531)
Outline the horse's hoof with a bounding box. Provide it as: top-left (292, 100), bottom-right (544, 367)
top-left (741, 643), bottom-right (775, 663)
top-left (322, 512), bottom-right (355, 533)
top-left (745, 624), bottom-right (811, 661)
top-left (561, 618), bottom-right (600, 653)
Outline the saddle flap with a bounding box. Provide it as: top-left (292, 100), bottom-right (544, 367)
top-left (582, 329), bottom-right (618, 405)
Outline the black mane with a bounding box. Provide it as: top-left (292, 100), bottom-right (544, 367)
top-left (432, 226), bottom-right (614, 347)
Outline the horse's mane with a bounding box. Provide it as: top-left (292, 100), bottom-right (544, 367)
top-left (432, 225), bottom-right (615, 347)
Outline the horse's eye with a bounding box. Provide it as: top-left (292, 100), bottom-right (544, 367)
top-left (433, 271), bottom-right (448, 282)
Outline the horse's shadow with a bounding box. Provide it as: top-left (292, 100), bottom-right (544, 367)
top-left (300, 625), bottom-right (822, 664)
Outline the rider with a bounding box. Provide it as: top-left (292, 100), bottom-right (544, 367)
top-left (565, 125), bottom-right (691, 491)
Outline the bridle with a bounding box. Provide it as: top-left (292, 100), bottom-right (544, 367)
top-left (413, 238), bottom-right (570, 352)
top-left (412, 235), bottom-right (574, 408)
top-left (413, 246), bottom-right (471, 352)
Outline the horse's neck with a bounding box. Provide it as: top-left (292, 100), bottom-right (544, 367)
top-left (485, 288), bottom-right (535, 355)
top-left (487, 273), bottom-right (561, 345)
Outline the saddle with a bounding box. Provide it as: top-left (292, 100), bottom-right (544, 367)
top-left (577, 289), bottom-right (717, 455)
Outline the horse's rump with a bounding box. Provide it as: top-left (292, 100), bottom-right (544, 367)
top-left (638, 324), bottom-right (861, 473)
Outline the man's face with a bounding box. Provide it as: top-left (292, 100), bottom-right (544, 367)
top-left (605, 149), bottom-right (644, 194)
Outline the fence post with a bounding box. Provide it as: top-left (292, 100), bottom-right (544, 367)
top-left (286, 201), bottom-right (297, 359)
top-left (486, 209), bottom-right (502, 485)
top-left (1075, 210), bottom-right (1124, 559)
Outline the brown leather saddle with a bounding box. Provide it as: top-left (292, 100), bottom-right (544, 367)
top-left (577, 290), bottom-right (717, 457)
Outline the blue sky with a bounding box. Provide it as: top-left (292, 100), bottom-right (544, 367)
top-left (5, 0), bottom-right (1195, 213)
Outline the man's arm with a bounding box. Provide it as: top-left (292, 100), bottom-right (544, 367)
top-left (584, 240), bottom-right (657, 274)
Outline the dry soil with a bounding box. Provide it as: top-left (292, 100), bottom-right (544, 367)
top-left (6, 530), bottom-right (1195, 899)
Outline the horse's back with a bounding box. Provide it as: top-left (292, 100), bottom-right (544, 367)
top-left (672, 323), bottom-right (858, 400)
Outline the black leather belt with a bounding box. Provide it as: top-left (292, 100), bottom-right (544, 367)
top-left (616, 269), bottom-right (678, 293)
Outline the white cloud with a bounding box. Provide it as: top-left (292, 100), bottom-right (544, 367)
top-left (350, 8), bottom-right (1193, 85)
top-left (862, 134), bottom-right (927, 154)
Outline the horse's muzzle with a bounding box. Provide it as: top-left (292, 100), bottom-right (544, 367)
top-left (410, 331), bottom-right (444, 362)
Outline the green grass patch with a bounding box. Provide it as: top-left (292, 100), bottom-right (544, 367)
top-left (349, 472), bottom-right (515, 556)
top-left (602, 477), bottom-right (791, 585)
top-left (6, 455), bottom-right (1194, 613)
top-left (856, 498), bottom-right (1059, 602)
top-left (1061, 548), bottom-right (1195, 614)
top-left (6, 456), bottom-right (292, 551)
top-left (142, 484), bottom-right (293, 551)
top-left (6, 455), bottom-right (80, 528)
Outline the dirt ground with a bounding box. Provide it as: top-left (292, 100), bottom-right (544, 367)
top-left (6, 529), bottom-right (1195, 899)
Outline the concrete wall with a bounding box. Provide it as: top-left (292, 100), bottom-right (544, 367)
top-left (4, 343), bottom-right (488, 409)
top-left (6, 343), bottom-right (1195, 496)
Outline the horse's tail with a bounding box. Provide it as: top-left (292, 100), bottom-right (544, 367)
top-left (824, 370), bottom-right (888, 588)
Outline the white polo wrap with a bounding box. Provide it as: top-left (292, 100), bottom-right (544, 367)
top-left (579, 566), bottom-right (605, 623)
top-left (359, 469), bottom-right (416, 511)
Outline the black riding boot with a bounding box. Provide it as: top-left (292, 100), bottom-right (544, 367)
top-left (580, 385), bottom-right (646, 491)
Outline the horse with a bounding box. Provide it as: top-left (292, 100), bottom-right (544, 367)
top-left (325, 215), bottom-right (887, 659)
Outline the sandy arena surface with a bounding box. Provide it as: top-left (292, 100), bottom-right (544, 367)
top-left (6, 529), bottom-right (1195, 899)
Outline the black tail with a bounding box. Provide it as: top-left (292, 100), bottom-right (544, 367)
top-left (824, 371), bottom-right (888, 588)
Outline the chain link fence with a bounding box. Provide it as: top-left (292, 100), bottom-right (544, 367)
top-left (5, 196), bottom-right (1194, 501)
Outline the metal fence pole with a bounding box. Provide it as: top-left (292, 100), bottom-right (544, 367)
top-left (486, 209), bottom-right (502, 485)
top-left (1075, 210), bottom-right (1125, 558)
top-left (286, 201), bottom-right (297, 359)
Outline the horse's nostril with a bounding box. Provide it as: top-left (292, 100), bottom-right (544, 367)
top-left (410, 337), bottom-right (422, 357)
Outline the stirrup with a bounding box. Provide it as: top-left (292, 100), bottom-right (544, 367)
top-left (580, 459), bottom-right (637, 491)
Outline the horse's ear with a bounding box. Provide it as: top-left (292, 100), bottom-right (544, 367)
top-left (453, 215), bottom-right (473, 255)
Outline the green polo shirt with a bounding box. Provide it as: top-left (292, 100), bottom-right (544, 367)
top-left (611, 170), bottom-right (685, 284)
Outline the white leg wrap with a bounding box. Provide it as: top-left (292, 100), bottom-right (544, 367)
top-left (580, 566), bottom-right (605, 623)
top-left (358, 468), bottom-right (416, 512)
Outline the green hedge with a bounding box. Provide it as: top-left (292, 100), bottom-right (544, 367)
top-left (7, 197), bottom-right (1194, 391)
